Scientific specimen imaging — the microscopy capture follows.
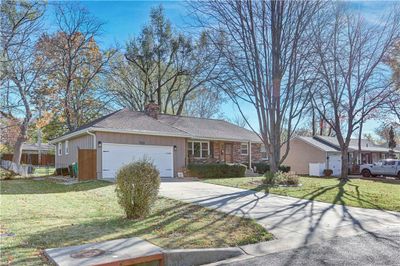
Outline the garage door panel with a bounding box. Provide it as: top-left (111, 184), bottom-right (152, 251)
top-left (102, 143), bottom-right (173, 178)
top-left (329, 155), bottom-right (342, 176)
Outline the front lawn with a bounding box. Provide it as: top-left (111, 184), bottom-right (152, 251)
top-left (33, 167), bottom-right (55, 177)
top-left (0, 166), bottom-right (55, 180)
top-left (204, 176), bottom-right (400, 212)
top-left (0, 179), bottom-right (272, 265)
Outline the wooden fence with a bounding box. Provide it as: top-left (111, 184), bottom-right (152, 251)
top-left (78, 149), bottom-right (97, 180)
top-left (1, 153), bottom-right (54, 166)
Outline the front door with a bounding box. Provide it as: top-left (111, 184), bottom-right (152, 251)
top-left (225, 143), bottom-right (233, 163)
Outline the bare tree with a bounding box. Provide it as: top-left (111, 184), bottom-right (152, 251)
top-left (386, 40), bottom-right (400, 124)
top-left (107, 52), bottom-right (149, 110)
top-left (35, 3), bottom-right (116, 131)
top-left (0, 0), bottom-right (46, 165)
top-left (193, 0), bottom-right (321, 173)
top-left (229, 113), bottom-right (248, 128)
top-left (309, 4), bottom-right (400, 181)
top-left (183, 87), bottom-right (222, 118)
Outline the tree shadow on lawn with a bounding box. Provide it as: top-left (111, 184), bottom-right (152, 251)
top-left (0, 179), bottom-right (112, 195)
top-left (8, 200), bottom-right (269, 265)
top-left (354, 177), bottom-right (400, 185)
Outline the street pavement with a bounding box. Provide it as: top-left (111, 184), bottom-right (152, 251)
top-left (218, 229), bottom-right (400, 266)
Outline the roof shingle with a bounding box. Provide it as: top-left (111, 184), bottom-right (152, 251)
top-left (53, 109), bottom-right (261, 143)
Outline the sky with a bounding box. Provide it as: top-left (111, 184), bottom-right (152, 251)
top-left (44, 0), bottom-right (396, 138)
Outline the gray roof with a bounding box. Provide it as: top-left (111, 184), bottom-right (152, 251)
top-left (312, 136), bottom-right (398, 153)
top-left (378, 143), bottom-right (400, 152)
top-left (89, 109), bottom-right (189, 137)
top-left (297, 136), bottom-right (338, 152)
top-left (21, 142), bottom-right (54, 151)
top-left (158, 114), bottom-right (261, 142)
top-left (54, 109), bottom-right (261, 143)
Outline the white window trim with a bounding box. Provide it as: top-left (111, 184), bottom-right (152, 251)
top-left (64, 140), bottom-right (69, 155)
top-left (188, 141), bottom-right (210, 159)
top-left (58, 143), bottom-right (62, 156)
top-left (241, 143), bottom-right (249, 155)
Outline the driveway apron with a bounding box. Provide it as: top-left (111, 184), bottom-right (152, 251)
top-left (160, 180), bottom-right (400, 254)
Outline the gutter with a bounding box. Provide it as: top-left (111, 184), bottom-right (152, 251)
top-left (49, 129), bottom-right (89, 144)
top-left (49, 127), bottom-right (262, 145)
top-left (86, 131), bottom-right (96, 149)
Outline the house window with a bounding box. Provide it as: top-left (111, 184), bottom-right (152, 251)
top-left (58, 143), bottom-right (62, 156)
top-left (202, 142), bottom-right (209, 157)
top-left (188, 141), bottom-right (209, 158)
top-left (261, 145), bottom-right (268, 160)
top-left (241, 143), bottom-right (248, 155)
top-left (65, 141), bottom-right (69, 155)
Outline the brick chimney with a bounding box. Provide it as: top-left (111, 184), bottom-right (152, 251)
top-left (144, 101), bottom-right (160, 119)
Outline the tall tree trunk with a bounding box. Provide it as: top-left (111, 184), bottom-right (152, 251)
top-left (357, 120), bottom-right (364, 164)
top-left (311, 107), bottom-right (316, 136)
top-left (12, 122), bottom-right (29, 165)
top-left (340, 147), bottom-right (349, 182)
top-left (270, 143), bottom-right (280, 173)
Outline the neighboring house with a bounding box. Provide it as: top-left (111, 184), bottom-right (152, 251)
top-left (1, 143), bottom-right (55, 165)
top-left (49, 103), bottom-right (262, 179)
top-left (282, 135), bottom-right (400, 176)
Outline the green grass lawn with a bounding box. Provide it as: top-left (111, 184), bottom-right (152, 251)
top-left (204, 176), bottom-right (400, 212)
top-left (33, 167), bottom-right (55, 177)
top-left (0, 166), bottom-right (55, 179)
top-left (0, 178), bottom-right (272, 265)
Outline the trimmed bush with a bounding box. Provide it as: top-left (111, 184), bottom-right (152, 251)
top-left (252, 163), bottom-right (291, 174)
top-left (0, 168), bottom-right (16, 180)
top-left (253, 163), bottom-right (270, 174)
top-left (68, 165), bottom-right (74, 178)
top-left (278, 165), bottom-right (291, 173)
top-left (115, 158), bottom-right (160, 219)
top-left (188, 163), bottom-right (246, 178)
top-left (263, 171), bottom-right (299, 186)
top-left (55, 167), bottom-right (69, 176)
top-left (323, 169), bottom-right (333, 177)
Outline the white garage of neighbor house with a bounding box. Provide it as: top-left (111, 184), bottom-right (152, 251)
top-left (49, 103), bottom-right (262, 180)
top-left (282, 135), bottom-right (399, 176)
top-left (282, 136), bottom-right (342, 176)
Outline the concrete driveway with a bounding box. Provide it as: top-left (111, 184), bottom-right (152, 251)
top-left (160, 180), bottom-right (400, 254)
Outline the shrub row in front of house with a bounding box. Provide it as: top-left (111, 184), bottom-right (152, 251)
top-left (252, 163), bottom-right (291, 174)
top-left (188, 163), bottom-right (247, 179)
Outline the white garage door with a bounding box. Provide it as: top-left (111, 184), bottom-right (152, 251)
top-left (329, 155), bottom-right (342, 176)
top-left (102, 143), bottom-right (174, 178)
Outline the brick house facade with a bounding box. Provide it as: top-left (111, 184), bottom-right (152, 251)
top-left (188, 140), bottom-right (262, 166)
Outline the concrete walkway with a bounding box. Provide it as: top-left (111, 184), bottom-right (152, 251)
top-left (160, 180), bottom-right (400, 255)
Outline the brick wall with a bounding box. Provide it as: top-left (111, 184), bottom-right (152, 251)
top-left (251, 143), bottom-right (262, 162)
top-left (187, 140), bottom-right (262, 166)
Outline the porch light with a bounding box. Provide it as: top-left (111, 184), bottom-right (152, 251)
top-left (98, 141), bottom-right (102, 148)
top-left (174, 145), bottom-right (177, 151)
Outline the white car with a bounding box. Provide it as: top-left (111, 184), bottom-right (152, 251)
top-left (360, 159), bottom-right (400, 178)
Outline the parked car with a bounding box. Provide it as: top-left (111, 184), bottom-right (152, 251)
top-left (360, 159), bottom-right (400, 178)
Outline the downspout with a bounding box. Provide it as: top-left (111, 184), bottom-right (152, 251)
top-left (86, 131), bottom-right (96, 149)
top-left (249, 141), bottom-right (252, 170)
top-left (326, 152), bottom-right (329, 176)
